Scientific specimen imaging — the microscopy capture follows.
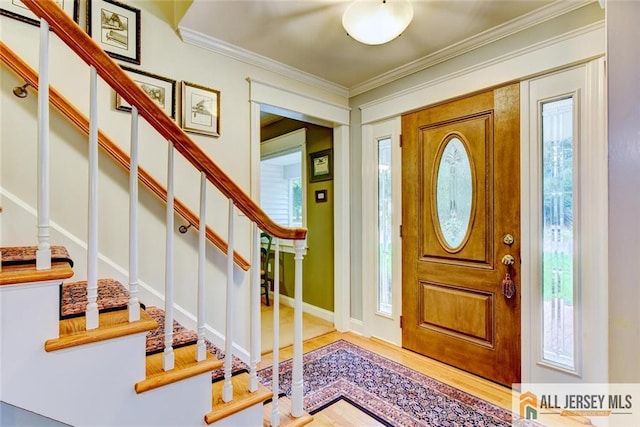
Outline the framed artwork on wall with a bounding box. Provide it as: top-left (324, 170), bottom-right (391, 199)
top-left (309, 149), bottom-right (333, 182)
top-left (87, 0), bottom-right (140, 65)
top-left (115, 66), bottom-right (176, 119)
top-left (1, 0), bottom-right (78, 26)
top-left (181, 81), bottom-right (220, 137)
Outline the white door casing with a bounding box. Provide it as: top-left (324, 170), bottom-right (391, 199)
top-left (520, 58), bottom-right (608, 383)
top-left (362, 117), bottom-right (402, 345)
top-left (248, 78), bottom-right (351, 331)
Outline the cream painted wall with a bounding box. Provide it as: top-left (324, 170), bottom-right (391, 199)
top-left (607, 0), bottom-right (640, 383)
top-left (0, 0), bottom-right (347, 354)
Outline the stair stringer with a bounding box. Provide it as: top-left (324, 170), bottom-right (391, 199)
top-left (0, 279), bottom-right (213, 426)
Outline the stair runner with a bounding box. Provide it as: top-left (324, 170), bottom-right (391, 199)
top-left (60, 278), bottom-right (247, 381)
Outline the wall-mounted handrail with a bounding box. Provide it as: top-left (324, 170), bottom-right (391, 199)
top-left (0, 41), bottom-right (251, 271)
top-left (21, 0), bottom-right (307, 242)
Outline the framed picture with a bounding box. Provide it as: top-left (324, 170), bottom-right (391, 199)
top-left (1, 0), bottom-right (78, 26)
top-left (181, 81), bottom-right (220, 137)
top-left (115, 66), bottom-right (176, 119)
top-left (87, 0), bottom-right (140, 65)
top-left (309, 149), bottom-right (333, 182)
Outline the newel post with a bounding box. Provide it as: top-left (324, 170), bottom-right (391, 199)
top-left (290, 238), bottom-right (306, 417)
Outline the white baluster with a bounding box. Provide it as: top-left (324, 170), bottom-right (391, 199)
top-left (163, 142), bottom-right (175, 371)
top-left (36, 19), bottom-right (51, 271)
top-left (291, 239), bottom-right (305, 417)
top-left (196, 172), bottom-right (207, 362)
top-left (128, 107), bottom-right (140, 322)
top-left (222, 200), bottom-right (235, 402)
top-left (271, 237), bottom-right (281, 426)
top-left (85, 66), bottom-right (99, 330)
top-left (249, 223), bottom-right (260, 391)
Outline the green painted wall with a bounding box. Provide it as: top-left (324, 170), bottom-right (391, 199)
top-left (262, 119), bottom-right (334, 312)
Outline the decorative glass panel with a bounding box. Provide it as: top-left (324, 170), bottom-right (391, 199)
top-left (435, 137), bottom-right (473, 249)
top-left (377, 137), bottom-right (392, 316)
top-left (541, 97), bottom-right (575, 370)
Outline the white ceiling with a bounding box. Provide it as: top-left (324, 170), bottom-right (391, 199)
top-left (176, 0), bottom-right (592, 96)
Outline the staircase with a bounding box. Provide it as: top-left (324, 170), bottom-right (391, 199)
top-left (0, 0), bottom-right (311, 425)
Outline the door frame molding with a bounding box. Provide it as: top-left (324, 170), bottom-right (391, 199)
top-left (357, 22), bottom-right (606, 381)
top-left (247, 78), bottom-right (352, 332)
top-left (520, 59), bottom-right (608, 383)
top-left (361, 117), bottom-right (403, 345)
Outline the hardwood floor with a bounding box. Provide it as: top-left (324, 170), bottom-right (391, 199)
top-left (260, 331), bottom-right (590, 427)
top-left (261, 302), bottom-right (335, 354)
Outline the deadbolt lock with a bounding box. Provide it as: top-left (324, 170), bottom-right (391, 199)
top-left (502, 234), bottom-right (515, 246)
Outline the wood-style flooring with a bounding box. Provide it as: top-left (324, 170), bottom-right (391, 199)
top-left (260, 313), bottom-right (590, 427)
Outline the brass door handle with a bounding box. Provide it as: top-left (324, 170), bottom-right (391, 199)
top-left (501, 254), bottom-right (515, 265)
top-left (501, 254), bottom-right (516, 299)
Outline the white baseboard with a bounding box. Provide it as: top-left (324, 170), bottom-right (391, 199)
top-left (274, 293), bottom-right (335, 324)
top-left (349, 318), bottom-right (364, 335)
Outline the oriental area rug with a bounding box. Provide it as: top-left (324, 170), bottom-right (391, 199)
top-left (258, 340), bottom-right (533, 427)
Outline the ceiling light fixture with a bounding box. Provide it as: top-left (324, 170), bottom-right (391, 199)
top-left (342, 0), bottom-right (413, 46)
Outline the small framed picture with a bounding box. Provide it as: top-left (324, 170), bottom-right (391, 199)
top-left (116, 66), bottom-right (176, 119)
top-left (315, 189), bottom-right (328, 203)
top-left (1, 0), bottom-right (78, 26)
top-left (87, 0), bottom-right (140, 65)
top-left (309, 149), bottom-right (333, 183)
top-left (181, 81), bottom-right (220, 137)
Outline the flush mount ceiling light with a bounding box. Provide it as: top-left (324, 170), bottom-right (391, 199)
top-left (342, 0), bottom-right (413, 46)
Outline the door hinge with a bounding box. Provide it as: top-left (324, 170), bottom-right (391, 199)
top-left (399, 224), bottom-right (403, 238)
top-left (400, 315), bottom-right (404, 329)
top-left (399, 134), bottom-right (403, 148)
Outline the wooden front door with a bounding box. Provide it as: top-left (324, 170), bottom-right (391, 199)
top-left (401, 83), bottom-right (520, 386)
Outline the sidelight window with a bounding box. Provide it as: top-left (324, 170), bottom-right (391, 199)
top-left (378, 137), bottom-right (393, 316)
top-left (541, 97), bottom-right (576, 370)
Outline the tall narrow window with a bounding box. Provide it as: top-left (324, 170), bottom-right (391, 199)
top-left (378, 137), bottom-right (392, 316)
top-left (541, 97), bottom-right (575, 370)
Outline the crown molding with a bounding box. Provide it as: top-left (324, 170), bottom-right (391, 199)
top-left (177, 26), bottom-right (349, 99)
top-left (348, 0), bottom-right (596, 97)
top-left (178, 0), bottom-right (595, 100)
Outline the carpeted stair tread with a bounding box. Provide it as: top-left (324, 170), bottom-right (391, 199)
top-left (60, 278), bottom-right (133, 320)
top-left (143, 306), bottom-right (248, 379)
top-left (1, 245), bottom-right (74, 267)
top-left (144, 306), bottom-right (199, 355)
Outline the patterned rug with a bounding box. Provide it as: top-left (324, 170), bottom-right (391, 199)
top-left (258, 340), bottom-right (531, 427)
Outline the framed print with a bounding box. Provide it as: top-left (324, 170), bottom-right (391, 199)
top-left (181, 81), bottom-right (220, 137)
top-left (309, 149), bottom-right (333, 182)
top-left (116, 66), bottom-right (176, 119)
top-left (87, 0), bottom-right (140, 65)
top-left (1, 0), bottom-right (78, 26)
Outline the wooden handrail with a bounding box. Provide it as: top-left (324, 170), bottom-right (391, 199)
top-left (0, 41), bottom-right (250, 271)
top-left (21, 0), bottom-right (307, 242)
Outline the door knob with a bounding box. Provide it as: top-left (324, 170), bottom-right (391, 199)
top-left (501, 254), bottom-right (515, 265)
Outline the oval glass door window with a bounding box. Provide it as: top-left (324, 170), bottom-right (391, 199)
top-left (435, 137), bottom-right (473, 249)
